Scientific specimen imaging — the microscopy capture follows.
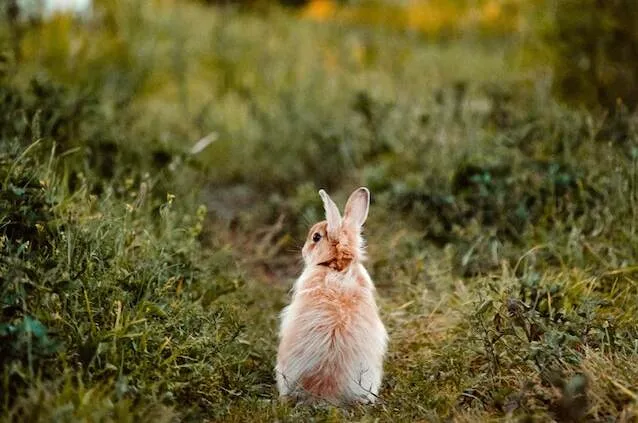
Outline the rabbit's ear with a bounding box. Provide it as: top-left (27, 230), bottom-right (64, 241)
top-left (319, 189), bottom-right (342, 237)
top-left (343, 187), bottom-right (370, 229)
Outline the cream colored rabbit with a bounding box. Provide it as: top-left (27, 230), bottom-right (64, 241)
top-left (276, 187), bottom-right (387, 405)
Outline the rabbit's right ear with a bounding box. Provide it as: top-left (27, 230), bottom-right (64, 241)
top-left (319, 189), bottom-right (341, 238)
top-left (343, 187), bottom-right (370, 229)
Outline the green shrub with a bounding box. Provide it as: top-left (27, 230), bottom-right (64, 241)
top-left (0, 59), bottom-right (254, 421)
top-left (543, 0), bottom-right (638, 112)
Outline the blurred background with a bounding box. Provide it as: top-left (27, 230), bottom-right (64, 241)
top-left (1, 0), bottom-right (637, 421)
top-left (3, 0), bottom-right (636, 224)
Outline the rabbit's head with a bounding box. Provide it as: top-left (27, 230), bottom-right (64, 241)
top-left (302, 187), bottom-right (370, 271)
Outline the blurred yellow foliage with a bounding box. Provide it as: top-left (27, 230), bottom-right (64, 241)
top-left (301, 0), bottom-right (529, 37)
top-left (482, 0), bottom-right (502, 21)
top-left (301, 0), bottom-right (337, 20)
top-left (20, 13), bottom-right (131, 84)
top-left (404, 1), bottom-right (460, 34)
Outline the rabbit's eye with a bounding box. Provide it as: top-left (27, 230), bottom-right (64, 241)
top-left (312, 232), bottom-right (322, 243)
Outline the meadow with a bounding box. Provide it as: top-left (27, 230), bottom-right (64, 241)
top-left (1, 1), bottom-right (637, 421)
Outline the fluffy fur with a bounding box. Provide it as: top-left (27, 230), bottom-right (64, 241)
top-left (276, 187), bottom-right (388, 405)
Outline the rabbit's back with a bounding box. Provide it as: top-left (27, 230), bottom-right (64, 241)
top-left (276, 268), bottom-right (387, 403)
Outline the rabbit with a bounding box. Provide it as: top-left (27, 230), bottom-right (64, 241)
top-left (275, 187), bottom-right (388, 405)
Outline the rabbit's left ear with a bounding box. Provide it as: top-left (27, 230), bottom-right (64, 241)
top-left (343, 187), bottom-right (370, 229)
top-left (319, 189), bottom-right (342, 237)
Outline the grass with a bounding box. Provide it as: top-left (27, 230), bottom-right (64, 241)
top-left (1, 0), bottom-right (637, 421)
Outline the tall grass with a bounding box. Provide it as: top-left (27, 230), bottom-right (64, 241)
top-left (1, 0), bottom-right (637, 421)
